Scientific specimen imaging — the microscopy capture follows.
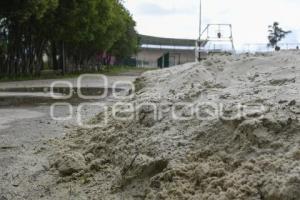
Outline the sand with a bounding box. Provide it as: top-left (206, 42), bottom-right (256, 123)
top-left (6, 51), bottom-right (300, 199)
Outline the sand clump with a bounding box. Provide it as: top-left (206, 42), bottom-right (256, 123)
top-left (46, 51), bottom-right (300, 199)
top-left (49, 152), bottom-right (87, 176)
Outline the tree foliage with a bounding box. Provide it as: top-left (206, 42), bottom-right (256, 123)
top-left (0, 0), bottom-right (138, 77)
top-left (268, 22), bottom-right (291, 51)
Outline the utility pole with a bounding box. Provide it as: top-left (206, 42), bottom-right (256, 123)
top-left (196, 0), bottom-right (203, 62)
top-left (197, 0), bottom-right (202, 61)
top-left (199, 0), bottom-right (202, 40)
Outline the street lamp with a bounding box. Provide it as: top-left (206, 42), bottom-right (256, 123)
top-left (199, 0), bottom-right (202, 40)
top-left (195, 0), bottom-right (202, 62)
top-left (196, 0), bottom-right (202, 62)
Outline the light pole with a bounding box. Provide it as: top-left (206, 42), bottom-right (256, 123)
top-left (196, 0), bottom-right (202, 62)
top-left (199, 0), bottom-right (202, 40)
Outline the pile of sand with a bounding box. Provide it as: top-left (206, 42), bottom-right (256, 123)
top-left (47, 51), bottom-right (300, 199)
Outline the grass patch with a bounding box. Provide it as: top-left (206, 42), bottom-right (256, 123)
top-left (0, 66), bottom-right (157, 82)
top-left (101, 66), bottom-right (156, 76)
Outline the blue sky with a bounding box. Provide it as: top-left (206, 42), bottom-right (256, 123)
top-left (124, 0), bottom-right (300, 49)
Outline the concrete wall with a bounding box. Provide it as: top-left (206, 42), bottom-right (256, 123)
top-left (134, 48), bottom-right (196, 68)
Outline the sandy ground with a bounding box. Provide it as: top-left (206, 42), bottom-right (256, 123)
top-left (22, 51), bottom-right (299, 200)
top-left (0, 105), bottom-right (110, 200)
top-left (0, 75), bottom-right (136, 200)
top-left (1, 52), bottom-right (300, 199)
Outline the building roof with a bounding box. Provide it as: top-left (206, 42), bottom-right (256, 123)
top-left (139, 34), bottom-right (198, 47)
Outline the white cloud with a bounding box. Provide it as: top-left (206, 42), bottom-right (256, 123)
top-left (124, 0), bottom-right (300, 49)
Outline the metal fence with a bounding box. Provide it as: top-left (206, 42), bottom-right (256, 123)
top-left (241, 43), bottom-right (300, 53)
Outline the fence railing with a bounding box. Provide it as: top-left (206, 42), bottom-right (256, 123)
top-left (241, 43), bottom-right (300, 53)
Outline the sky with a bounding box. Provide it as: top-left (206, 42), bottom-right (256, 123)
top-left (123, 0), bottom-right (300, 50)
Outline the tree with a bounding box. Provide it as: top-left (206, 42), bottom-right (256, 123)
top-left (0, 0), bottom-right (58, 76)
top-left (108, 4), bottom-right (138, 63)
top-left (268, 22), bottom-right (291, 51)
top-left (0, 0), bottom-right (138, 77)
top-left (45, 0), bottom-right (138, 71)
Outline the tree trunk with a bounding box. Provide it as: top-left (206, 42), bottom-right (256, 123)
top-left (51, 41), bottom-right (58, 70)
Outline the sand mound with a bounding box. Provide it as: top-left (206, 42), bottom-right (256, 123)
top-left (48, 51), bottom-right (300, 199)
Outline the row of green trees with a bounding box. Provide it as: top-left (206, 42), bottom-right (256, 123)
top-left (0, 0), bottom-right (138, 77)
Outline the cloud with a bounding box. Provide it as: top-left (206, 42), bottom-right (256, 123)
top-left (135, 2), bottom-right (192, 16)
top-left (136, 2), bottom-right (173, 15)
